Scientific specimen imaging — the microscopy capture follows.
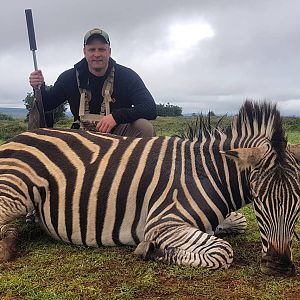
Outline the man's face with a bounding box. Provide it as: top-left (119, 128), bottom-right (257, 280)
top-left (83, 40), bottom-right (111, 74)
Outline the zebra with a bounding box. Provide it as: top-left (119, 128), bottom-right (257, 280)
top-left (0, 101), bottom-right (299, 276)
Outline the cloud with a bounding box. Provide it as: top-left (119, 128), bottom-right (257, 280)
top-left (0, 0), bottom-right (299, 116)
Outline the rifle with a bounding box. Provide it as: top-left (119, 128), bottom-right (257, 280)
top-left (25, 9), bottom-right (46, 130)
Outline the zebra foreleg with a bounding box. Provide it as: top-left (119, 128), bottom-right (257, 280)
top-left (136, 223), bottom-right (233, 269)
top-left (214, 212), bottom-right (247, 236)
top-left (25, 209), bottom-right (37, 224)
top-left (134, 240), bottom-right (163, 260)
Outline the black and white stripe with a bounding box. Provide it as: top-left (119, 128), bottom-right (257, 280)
top-left (0, 101), bottom-right (299, 274)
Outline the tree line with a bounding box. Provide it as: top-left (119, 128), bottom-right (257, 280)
top-left (156, 103), bottom-right (182, 117)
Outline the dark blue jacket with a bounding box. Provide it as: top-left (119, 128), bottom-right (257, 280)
top-left (41, 58), bottom-right (157, 124)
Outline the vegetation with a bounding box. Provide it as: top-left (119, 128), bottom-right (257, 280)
top-left (0, 113), bottom-right (13, 121)
top-left (152, 115), bottom-right (300, 142)
top-left (0, 114), bottom-right (299, 299)
top-left (23, 92), bottom-right (68, 123)
top-left (156, 103), bottom-right (183, 117)
top-left (0, 120), bottom-right (27, 142)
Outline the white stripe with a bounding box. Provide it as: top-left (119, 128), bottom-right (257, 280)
top-left (85, 135), bottom-right (120, 246)
top-left (119, 137), bottom-right (159, 244)
top-left (101, 138), bottom-right (142, 245)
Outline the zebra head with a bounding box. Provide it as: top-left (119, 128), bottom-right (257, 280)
top-left (223, 142), bottom-right (300, 276)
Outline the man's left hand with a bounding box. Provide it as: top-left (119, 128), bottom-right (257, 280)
top-left (95, 114), bottom-right (117, 133)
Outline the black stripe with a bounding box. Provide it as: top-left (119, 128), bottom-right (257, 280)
top-left (0, 180), bottom-right (26, 199)
top-left (112, 138), bottom-right (146, 245)
top-left (147, 138), bottom-right (180, 220)
top-left (131, 138), bottom-right (165, 243)
top-left (184, 142), bottom-right (220, 229)
top-left (95, 137), bottom-right (131, 245)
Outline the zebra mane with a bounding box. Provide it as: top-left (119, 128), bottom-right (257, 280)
top-left (178, 100), bottom-right (287, 157)
top-left (230, 100), bottom-right (287, 157)
top-left (176, 112), bottom-right (226, 141)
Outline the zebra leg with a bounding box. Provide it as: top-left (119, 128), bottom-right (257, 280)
top-left (134, 240), bottom-right (161, 260)
top-left (25, 209), bottom-right (37, 224)
top-left (0, 195), bottom-right (28, 261)
top-left (135, 222), bottom-right (233, 269)
top-left (0, 224), bottom-right (18, 261)
top-left (214, 212), bottom-right (247, 236)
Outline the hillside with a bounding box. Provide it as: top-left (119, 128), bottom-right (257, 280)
top-left (0, 107), bottom-right (73, 119)
top-left (0, 107), bottom-right (27, 118)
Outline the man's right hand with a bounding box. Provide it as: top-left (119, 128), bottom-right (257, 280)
top-left (29, 70), bottom-right (44, 88)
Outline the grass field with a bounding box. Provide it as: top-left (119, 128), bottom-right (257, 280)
top-left (287, 131), bottom-right (300, 144)
top-left (0, 116), bottom-right (299, 299)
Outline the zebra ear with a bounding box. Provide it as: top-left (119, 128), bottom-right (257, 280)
top-left (220, 145), bottom-right (268, 170)
top-left (287, 144), bottom-right (300, 162)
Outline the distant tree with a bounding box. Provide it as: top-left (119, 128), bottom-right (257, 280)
top-left (156, 102), bottom-right (182, 117)
top-left (23, 90), bottom-right (68, 124)
top-left (0, 113), bottom-right (13, 121)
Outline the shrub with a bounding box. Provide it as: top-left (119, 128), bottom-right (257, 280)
top-left (0, 120), bottom-right (27, 141)
top-left (0, 113), bottom-right (13, 121)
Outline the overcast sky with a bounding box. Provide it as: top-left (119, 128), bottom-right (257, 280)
top-left (1, 0), bottom-right (300, 115)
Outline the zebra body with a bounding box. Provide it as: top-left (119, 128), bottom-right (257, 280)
top-left (2, 132), bottom-right (239, 243)
top-left (0, 101), bottom-right (299, 275)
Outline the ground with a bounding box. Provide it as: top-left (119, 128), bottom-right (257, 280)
top-left (1, 206), bottom-right (300, 300)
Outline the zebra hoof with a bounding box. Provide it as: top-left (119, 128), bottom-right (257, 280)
top-left (0, 238), bottom-right (18, 262)
top-left (134, 241), bottom-right (157, 260)
top-left (215, 212), bottom-right (247, 236)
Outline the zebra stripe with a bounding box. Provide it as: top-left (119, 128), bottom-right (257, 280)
top-left (0, 101), bottom-right (299, 275)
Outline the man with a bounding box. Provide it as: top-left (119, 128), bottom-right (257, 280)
top-left (29, 28), bottom-right (157, 137)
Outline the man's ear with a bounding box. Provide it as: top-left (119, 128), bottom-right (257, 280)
top-left (220, 145), bottom-right (268, 170)
top-left (287, 144), bottom-right (300, 162)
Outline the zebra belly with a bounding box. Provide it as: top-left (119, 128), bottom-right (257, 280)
top-left (39, 218), bottom-right (143, 247)
top-left (38, 199), bottom-right (147, 247)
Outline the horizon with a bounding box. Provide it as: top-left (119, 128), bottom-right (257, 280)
top-left (1, 106), bottom-right (299, 118)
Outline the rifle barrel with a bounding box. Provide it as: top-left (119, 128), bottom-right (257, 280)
top-left (25, 9), bottom-right (47, 129)
top-left (25, 9), bottom-right (37, 51)
top-left (25, 9), bottom-right (38, 70)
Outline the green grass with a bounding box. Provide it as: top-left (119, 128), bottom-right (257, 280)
top-left (287, 131), bottom-right (300, 144)
top-left (0, 120), bottom-right (27, 141)
top-left (0, 116), bottom-right (299, 299)
top-left (1, 212), bottom-right (300, 300)
top-left (151, 115), bottom-right (232, 137)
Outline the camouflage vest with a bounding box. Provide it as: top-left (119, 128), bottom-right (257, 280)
top-left (73, 66), bottom-right (115, 130)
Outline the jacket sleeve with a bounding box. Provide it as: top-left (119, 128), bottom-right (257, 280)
top-left (41, 71), bottom-right (70, 112)
top-left (111, 70), bottom-right (157, 124)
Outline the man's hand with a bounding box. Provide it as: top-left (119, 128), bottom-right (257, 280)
top-left (29, 70), bottom-right (44, 88)
top-left (96, 114), bottom-right (117, 133)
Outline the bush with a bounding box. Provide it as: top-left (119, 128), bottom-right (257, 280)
top-left (156, 103), bottom-right (182, 117)
top-left (283, 117), bottom-right (300, 132)
top-left (0, 113), bottom-right (13, 121)
top-left (54, 117), bottom-right (73, 128)
top-left (0, 120), bottom-right (27, 141)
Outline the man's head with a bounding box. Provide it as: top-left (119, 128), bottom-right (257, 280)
top-left (84, 28), bottom-right (110, 46)
top-left (83, 28), bottom-right (111, 76)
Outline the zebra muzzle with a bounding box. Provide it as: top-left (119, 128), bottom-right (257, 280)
top-left (260, 245), bottom-right (295, 276)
